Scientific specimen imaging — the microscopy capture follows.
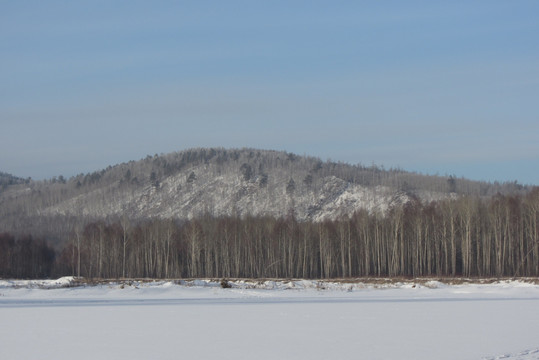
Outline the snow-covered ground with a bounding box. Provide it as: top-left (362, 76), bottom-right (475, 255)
top-left (1, 278), bottom-right (539, 360)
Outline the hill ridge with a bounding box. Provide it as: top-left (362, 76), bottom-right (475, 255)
top-left (0, 147), bottom-right (531, 240)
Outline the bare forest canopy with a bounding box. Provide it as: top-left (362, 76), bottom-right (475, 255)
top-left (1, 148), bottom-right (537, 279)
top-left (2, 190), bottom-right (539, 279)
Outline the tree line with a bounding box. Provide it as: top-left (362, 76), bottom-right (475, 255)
top-left (2, 188), bottom-right (538, 279)
top-left (0, 233), bottom-right (55, 278)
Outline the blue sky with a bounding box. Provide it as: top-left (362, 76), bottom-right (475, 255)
top-left (1, 1), bottom-right (538, 185)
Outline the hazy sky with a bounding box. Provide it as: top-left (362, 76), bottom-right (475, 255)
top-left (1, 1), bottom-right (538, 184)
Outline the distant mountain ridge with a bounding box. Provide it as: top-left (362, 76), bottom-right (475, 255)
top-left (0, 148), bottom-right (530, 241)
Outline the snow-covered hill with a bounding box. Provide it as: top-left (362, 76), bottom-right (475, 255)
top-left (1, 148), bottom-right (472, 223)
top-left (1, 148), bottom-right (528, 246)
top-left (40, 172), bottom-right (418, 221)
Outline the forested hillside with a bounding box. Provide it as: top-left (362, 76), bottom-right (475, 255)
top-left (1, 148), bottom-right (536, 279)
top-left (0, 148), bottom-right (527, 237)
top-left (2, 189), bottom-right (539, 279)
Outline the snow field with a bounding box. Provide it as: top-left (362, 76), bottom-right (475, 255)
top-left (1, 278), bottom-right (539, 360)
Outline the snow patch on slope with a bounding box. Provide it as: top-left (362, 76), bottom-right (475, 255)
top-left (483, 349), bottom-right (539, 360)
top-left (39, 162), bottom-right (447, 221)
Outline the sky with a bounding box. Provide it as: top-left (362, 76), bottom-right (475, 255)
top-left (1, 1), bottom-right (538, 185)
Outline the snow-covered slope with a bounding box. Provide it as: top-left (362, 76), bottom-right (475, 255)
top-left (2, 148), bottom-right (522, 225)
top-left (34, 158), bottom-right (445, 221)
top-left (43, 173), bottom-right (417, 220)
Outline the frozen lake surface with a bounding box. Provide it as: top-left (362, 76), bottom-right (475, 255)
top-left (1, 278), bottom-right (539, 360)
